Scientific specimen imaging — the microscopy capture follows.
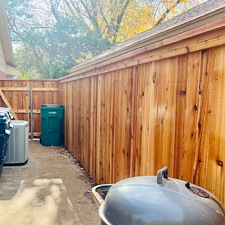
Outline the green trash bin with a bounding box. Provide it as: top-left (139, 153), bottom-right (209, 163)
top-left (40, 104), bottom-right (64, 146)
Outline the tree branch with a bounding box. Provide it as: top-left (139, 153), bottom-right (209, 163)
top-left (109, 0), bottom-right (131, 43)
top-left (155, 0), bottom-right (181, 26)
top-left (96, 0), bottom-right (109, 30)
top-left (79, 0), bottom-right (101, 35)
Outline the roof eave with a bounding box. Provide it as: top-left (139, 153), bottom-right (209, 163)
top-left (6, 64), bottom-right (22, 76)
top-left (0, 0), bottom-right (15, 67)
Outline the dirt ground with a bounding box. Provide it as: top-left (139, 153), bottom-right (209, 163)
top-left (0, 140), bottom-right (100, 225)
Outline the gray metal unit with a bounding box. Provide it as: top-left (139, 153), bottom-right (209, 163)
top-left (4, 120), bottom-right (28, 165)
top-left (92, 167), bottom-right (225, 225)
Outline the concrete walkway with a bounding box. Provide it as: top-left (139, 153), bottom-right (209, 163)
top-left (0, 140), bottom-right (100, 225)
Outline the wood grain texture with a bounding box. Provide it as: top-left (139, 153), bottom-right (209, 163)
top-left (2, 26), bottom-right (225, 209)
top-left (59, 45), bottom-right (225, 209)
top-left (0, 79), bottom-right (59, 135)
top-left (59, 26), bottom-right (225, 83)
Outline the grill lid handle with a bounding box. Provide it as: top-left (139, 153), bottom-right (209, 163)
top-left (92, 184), bottom-right (112, 207)
top-left (157, 166), bottom-right (168, 184)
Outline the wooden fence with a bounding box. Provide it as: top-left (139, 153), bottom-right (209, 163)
top-left (58, 22), bottom-right (225, 208)
top-left (0, 19), bottom-right (224, 209)
top-left (0, 79), bottom-right (59, 136)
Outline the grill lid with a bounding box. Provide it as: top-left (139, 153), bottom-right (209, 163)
top-left (99, 167), bottom-right (225, 225)
top-left (0, 107), bottom-right (13, 119)
top-left (0, 112), bottom-right (8, 123)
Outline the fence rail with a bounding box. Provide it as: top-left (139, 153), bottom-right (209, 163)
top-left (0, 79), bottom-right (59, 136)
top-left (0, 25), bottom-right (225, 209)
top-left (59, 26), bottom-right (225, 209)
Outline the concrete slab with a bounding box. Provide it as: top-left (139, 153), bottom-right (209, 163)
top-left (0, 140), bottom-right (100, 225)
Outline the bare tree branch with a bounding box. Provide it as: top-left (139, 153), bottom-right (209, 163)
top-left (155, 0), bottom-right (181, 26)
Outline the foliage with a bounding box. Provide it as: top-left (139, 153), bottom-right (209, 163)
top-left (6, 0), bottom-right (112, 78)
top-left (59, 0), bottom-right (203, 42)
top-left (17, 73), bottom-right (30, 79)
top-left (6, 0), bottom-right (204, 78)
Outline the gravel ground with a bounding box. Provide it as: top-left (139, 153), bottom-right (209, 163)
top-left (0, 140), bottom-right (100, 225)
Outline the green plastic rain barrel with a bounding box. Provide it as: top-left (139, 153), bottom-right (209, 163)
top-left (40, 104), bottom-right (64, 146)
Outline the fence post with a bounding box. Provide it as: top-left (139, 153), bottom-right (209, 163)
top-left (30, 85), bottom-right (34, 140)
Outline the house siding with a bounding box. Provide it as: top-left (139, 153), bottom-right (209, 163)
top-left (0, 41), bottom-right (7, 78)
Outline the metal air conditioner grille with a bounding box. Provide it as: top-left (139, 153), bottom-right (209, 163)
top-left (4, 120), bottom-right (28, 165)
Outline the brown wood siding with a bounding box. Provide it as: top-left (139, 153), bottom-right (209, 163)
top-left (59, 44), bottom-right (225, 209)
top-left (0, 79), bottom-right (59, 135)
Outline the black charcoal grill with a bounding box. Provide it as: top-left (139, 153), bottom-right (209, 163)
top-left (92, 166), bottom-right (225, 225)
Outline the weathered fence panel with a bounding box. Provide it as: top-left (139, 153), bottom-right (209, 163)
top-left (58, 26), bottom-right (225, 208)
top-left (0, 79), bottom-right (59, 136)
